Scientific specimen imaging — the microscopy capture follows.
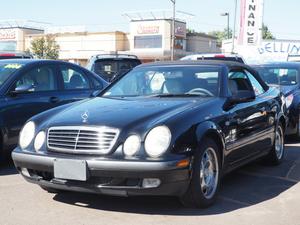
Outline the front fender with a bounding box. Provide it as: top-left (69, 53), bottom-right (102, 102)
top-left (195, 121), bottom-right (226, 167)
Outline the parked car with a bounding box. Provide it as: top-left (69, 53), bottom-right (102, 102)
top-left (0, 59), bottom-right (107, 161)
top-left (253, 62), bottom-right (300, 139)
top-left (0, 51), bottom-right (33, 59)
top-left (86, 54), bottom-right (141, 82)
top-left (180, 53), bottom-right (245, 63)
top-left (12, 61), bottom-right (286, 208)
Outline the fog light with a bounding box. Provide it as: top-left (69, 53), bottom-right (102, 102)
top-left (142, 178), bottom-right (161, 188)
top-left (21, 168), bottom-right (30, 177)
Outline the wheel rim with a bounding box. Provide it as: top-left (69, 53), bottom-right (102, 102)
top-left (199, 147), bottom-right (219, 199)
top-left (275, 126), bottom-right (284, 160)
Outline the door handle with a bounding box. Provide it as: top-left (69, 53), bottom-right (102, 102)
top-left (49, 96), bottom-right (60, 103)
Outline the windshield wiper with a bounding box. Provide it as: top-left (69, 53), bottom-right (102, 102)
top-left (147, 93), bottom-right (205, 98)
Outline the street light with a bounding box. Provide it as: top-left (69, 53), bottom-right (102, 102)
top-left (170, 0), bottom-right (176, 61)
top-left (221, 12), bottom-right (230, 39)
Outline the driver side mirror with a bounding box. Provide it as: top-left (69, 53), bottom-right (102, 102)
top-left (229, 90), bottom-right (255, 104)
top-left (10, 84), bottom-right (34, 95)
top-left (224, 90), bottom-right (255, 110)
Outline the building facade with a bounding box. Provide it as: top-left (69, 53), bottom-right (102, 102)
top-left (0, 19), bottom-right (220, 65)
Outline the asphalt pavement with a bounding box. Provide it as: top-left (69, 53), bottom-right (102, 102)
top-left (0, 141), bottom-right (300, 225)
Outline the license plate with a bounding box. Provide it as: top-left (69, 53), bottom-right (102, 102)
top-left (54, 159), bottom-right (87, 181)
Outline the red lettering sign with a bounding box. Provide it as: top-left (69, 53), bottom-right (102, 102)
top-left (137, 25), bottom-right (160, 34)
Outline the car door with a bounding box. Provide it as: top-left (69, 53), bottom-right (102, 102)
top-left (225, 67), bottom-right (274, 166)
top-left (3, 63), bottom-right (61, 147)
top-left (56, 64), bottom-right (97, 105)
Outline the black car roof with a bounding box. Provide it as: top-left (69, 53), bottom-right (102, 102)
top-left (136, 60), bottom-right (246, 68)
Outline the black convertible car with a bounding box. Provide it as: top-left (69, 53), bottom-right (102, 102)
top-left (12, 61), bottom-right (286, 208)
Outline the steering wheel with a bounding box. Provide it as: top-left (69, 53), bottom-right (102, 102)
top-left (187, 88), bottom-right (214, 97)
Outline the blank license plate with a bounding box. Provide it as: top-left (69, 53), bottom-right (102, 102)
top-left (54, 159), bottom-right (87, 181)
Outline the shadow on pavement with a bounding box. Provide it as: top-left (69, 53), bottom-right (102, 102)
top-left (52, 142), bottom-right (300, 215)
top-left (0, 158), bottom-right (17, 176)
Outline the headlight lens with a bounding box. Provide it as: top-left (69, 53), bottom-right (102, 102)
top-left (285, 94), bottom-right (294, 108)
top-left (19, 121), bottom-right (35, 149)
top-left (144, 126), bottom-right (171, 158)
top-left (123, 135), bottom-right (141, 156)
top-left (34, 131), bottom-right (46, 152)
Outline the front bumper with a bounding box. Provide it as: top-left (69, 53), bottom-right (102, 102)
top-left (12, 148), bottom-right (191, 197)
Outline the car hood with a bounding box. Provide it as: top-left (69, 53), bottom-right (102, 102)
top-left (45, 97), bottom-right (212, 129)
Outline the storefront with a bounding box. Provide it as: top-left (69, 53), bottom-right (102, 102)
top-left (128, 19), bottom-right (187, 61)
top-left (0, 27), bottom-right (43, 52)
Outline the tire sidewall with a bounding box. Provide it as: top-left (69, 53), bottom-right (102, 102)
top-left (188, 138), bottom-right (221, 207)
top-left (269, 123), bottom-right (285, 165)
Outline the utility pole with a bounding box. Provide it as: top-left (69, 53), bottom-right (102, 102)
top-left (232, 0), bottom-right (237, 53)
top-left (170, 0), bottom-right (176, 61)
top-left (221, 12), bottom-right (230, 39)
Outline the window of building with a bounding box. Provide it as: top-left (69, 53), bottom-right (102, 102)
top-left (0, 41), bottom-right (17, 51)
top-left (134, 35), bottom-right (162, 49)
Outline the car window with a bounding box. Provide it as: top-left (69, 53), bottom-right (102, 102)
top-left (91, 77), bottom-right (103, 90)
top-left (15, 65), bottom-right (57, 92)
top-left (255, 67), bottom-right (299, 86)
top-left (0, 63), bottom-right (24, 86)
top-left (60, 66), bottom-right (90, 90)
top-left (103, 66), bottom-right (221, 97)
top-left (245, 70), bottom-right (265, 96)
top-left (93, 59), bottom-right (141, 81)
top-left (228, 70), bottom-right (254, 95)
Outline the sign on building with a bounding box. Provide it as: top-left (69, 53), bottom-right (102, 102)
top-left (0, 29), bottom-right (16, 41)
top-left (238, 0), bottom-right (264, 46)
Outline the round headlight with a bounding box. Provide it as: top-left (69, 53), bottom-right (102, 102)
top-left (34, 131), bottom-right (46, 152)
top-left (144, 126), bottom-right (171, 158)
top-left (19, 121), bottom-right (35, 149)
top-left (123, 135), bottom-right (141, 156)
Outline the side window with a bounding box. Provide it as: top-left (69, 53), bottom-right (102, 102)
top-left (245, 70), bottom-right (265, 96)
top-left (60, 66), bottom-right (90, 90)
top-left (15, 65), bottom-right (57, 92)
top-left (91, 77), bottom-right (104, 90)
top-left (228, 70), bottom-right (253, 95)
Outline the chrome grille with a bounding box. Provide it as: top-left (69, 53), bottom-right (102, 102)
top-left (47, 126), bottom-right (120, 155)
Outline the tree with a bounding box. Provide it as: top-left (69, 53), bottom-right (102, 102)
top-left (30, 35), bottom-right (60, 59)
top-left (208, 28), bottom-right (233, 46)
top-left (262, 24), bottom-right (275, 40)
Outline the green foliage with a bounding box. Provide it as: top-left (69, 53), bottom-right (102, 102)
top-left (30, 35), bottom-right (60, 59)
top-left (208, 28), bottom-right (233, 46)
top-left (262, 24), bottom-right (275, 40)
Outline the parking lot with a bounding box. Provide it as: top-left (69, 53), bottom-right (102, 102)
top-left (0, 140), bottom-right (299, 225)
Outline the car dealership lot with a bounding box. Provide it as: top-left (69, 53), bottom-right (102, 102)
top-left (0, 141), bottom-right (299, 225)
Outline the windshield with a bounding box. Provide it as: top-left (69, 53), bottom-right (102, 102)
top-left (103, 65), bottom-right (220, 98)
top-left (255, 67), bottom-right (299, 86)
top-left (93, 59), bottom-right (141, 81)
top-left (0, 63), bottom-right (24, 86)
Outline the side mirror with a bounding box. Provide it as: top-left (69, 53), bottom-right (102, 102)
top-left (11, 84), bottom-right (34, 95)
top-left (229, 90), bottom-right (256, 104)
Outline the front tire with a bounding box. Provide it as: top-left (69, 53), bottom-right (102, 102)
top-left (265, 123), bottom-right (285, 165)
top-left (180, 138), bottom-right (221, 208)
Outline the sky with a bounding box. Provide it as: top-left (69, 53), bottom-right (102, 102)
top-left (0, 0), bottom-right (298, 40)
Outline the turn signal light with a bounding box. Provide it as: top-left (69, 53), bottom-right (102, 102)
top-left (176, 159), bottom-right (190, 168)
